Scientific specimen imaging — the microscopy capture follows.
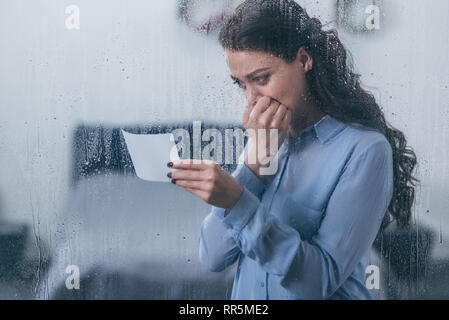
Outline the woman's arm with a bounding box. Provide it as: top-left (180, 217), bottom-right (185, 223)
top-left (198, 207), bottom-right (241, 272)
top-left (198, 142), bottom-right (269, 272)
top-left (214, 139), bottom-right (394, 299)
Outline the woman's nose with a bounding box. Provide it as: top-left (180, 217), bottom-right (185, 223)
top-left (245, 86), bottom-right (261, 107)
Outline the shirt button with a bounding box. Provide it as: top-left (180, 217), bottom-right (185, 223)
top-left (260, 282), bottom-right (265, 287)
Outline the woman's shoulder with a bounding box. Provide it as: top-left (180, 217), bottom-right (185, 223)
top-left (325, 115), bottom-right (392, 162)
top-left (341, 120), bottom-right (392, 158)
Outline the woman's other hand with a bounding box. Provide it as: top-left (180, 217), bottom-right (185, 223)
top-left (242, 96), bottom-right (292, 177)
top-left (167, 159), bottom-right (244, 211)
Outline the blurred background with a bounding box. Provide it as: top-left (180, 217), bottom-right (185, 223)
top-left (0, 0), bottom-right (448, 299)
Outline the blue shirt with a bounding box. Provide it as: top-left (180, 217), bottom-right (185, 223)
top-left (198, 114), bottom-right (394, 300)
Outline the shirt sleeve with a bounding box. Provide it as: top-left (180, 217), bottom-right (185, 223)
top-left (198, 138), bottom-right (269, 272)
top-left (215, 140), bottom-right (394, 299)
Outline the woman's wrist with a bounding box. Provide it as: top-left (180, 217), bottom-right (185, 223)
top-left (244, 161), bottom-right (264, 182)
top-left (244, 148), bottom-right (267, 183)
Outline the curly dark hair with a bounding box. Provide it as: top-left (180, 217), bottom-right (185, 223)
top-left (218, 0), bottom-right (419, 233)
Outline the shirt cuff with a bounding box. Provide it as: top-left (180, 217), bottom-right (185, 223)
top-left (221, 187), bottom-right (260, 236)
top-left (211, 206), bottom-right (227, 220)
top-left (232, 163), bottom-right (266, 199)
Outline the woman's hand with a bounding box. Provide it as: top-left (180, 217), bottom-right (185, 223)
top-left (242, 96), bottom-right (292, 178)
top-left (167, 159), bottom-right (244, 211)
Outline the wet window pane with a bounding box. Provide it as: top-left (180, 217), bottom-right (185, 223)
top-left (0, 0), bottom-right (448, 300)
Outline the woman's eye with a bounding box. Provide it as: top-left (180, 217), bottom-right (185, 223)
top-left (233, 79), bottom-right (245, 89)
top-left (253, 74), bottom-right (270, 84)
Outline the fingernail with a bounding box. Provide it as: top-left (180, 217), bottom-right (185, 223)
top-left (167, 172), bottom-right (172, 178)
top-left (167, 162), bottom-right (173, 167)
top-left (171, 179), bottom-right (176, 184)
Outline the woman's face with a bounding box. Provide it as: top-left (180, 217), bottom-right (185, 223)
top-left (225, 48), bottom-right (312, 118)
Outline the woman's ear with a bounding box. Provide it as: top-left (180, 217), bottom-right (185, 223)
top-left (296, 47), bottom-right (313, 72)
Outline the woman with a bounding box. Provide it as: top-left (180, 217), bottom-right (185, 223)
top-left (167, 0), bottom-right (418, 299)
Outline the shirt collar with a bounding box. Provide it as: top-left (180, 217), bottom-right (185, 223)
top-left (287, 114), bottom-right (347, 145)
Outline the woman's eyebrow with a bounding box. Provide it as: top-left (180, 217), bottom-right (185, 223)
top-left (231, 67), bottom-right (271, 81)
